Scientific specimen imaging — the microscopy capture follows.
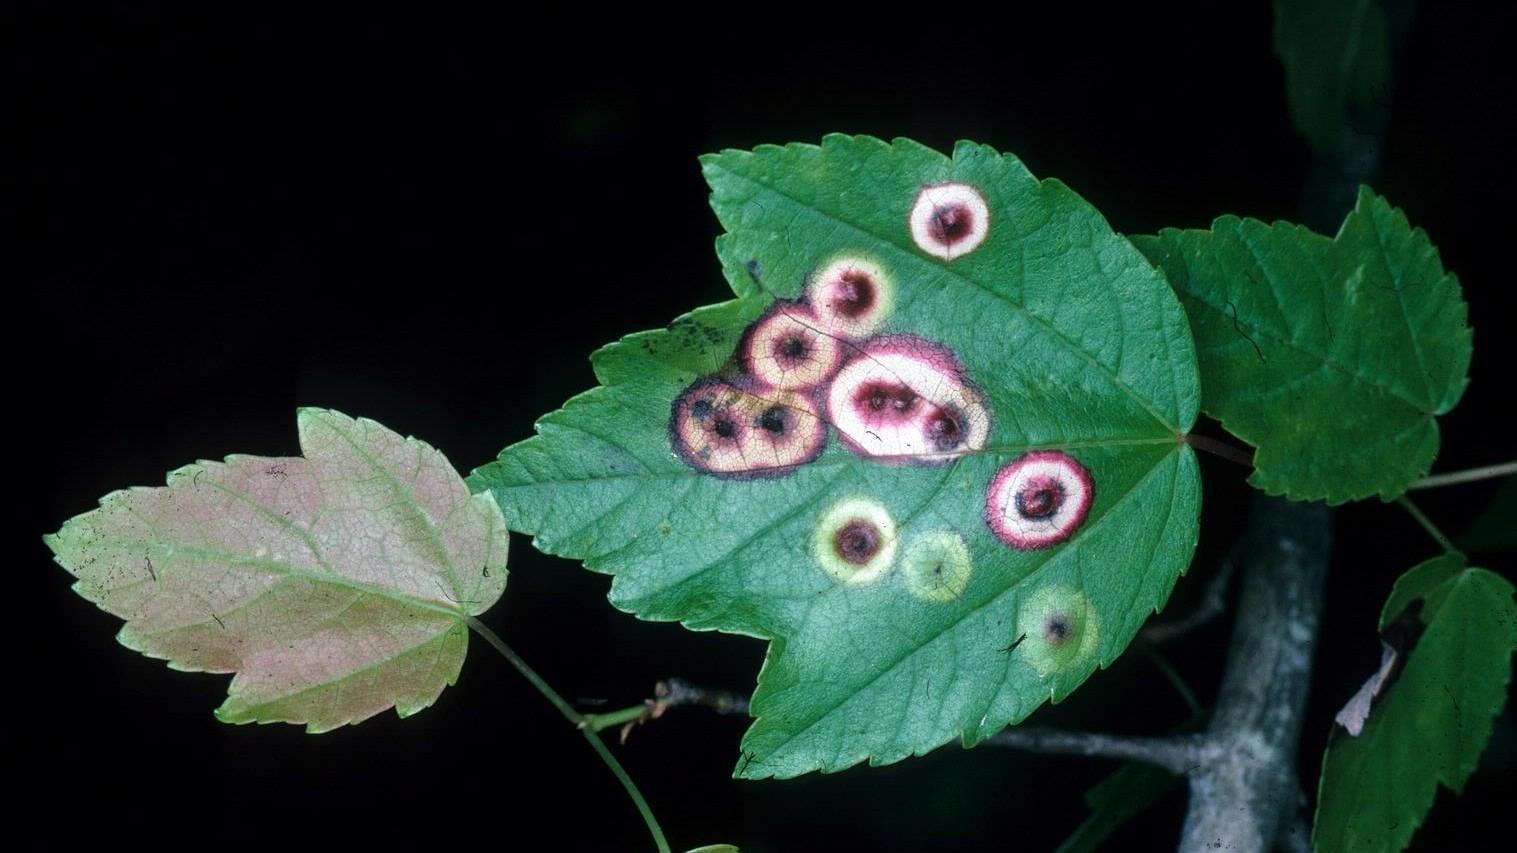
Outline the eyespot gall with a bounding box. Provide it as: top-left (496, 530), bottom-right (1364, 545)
top-left (901, 531), bottom-right (973, 603)
top-left (739, 301), bottom-right (844, 390)
top-left (807, 257), bottom-right (893, 338)
top-left (1016, 585), bottom-right (1100, 677)
top-left (985, 451), bottom-right (1094, 549)
top-left (814, 497), bottom-right (898, 584)
top-left (909, 182), bottom-right (990, 261)
top-left (670, 379), bottom-right (824, 476)
top-left (826, 335), bottom-right (990, 462)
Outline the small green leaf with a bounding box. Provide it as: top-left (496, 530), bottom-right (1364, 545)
top-left (1134, 188), bottom-right (1471, 503)
top-left (1273, 0), bottom-right (1392, 154)
top-left (1055, 762), bottom-right (1178, 853)
top-left (45, 409), bottom-right (509, 731)
top-left (472, 136), bottom-right (1202, 778)
top-left (1377, 552), bottom-right (1465, 632)
top-left (1313, 564), bottom-right (1517, 852)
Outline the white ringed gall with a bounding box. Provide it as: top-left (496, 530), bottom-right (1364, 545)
top-left (985, 451), bottom-right (1094, 549)
top-left (909, 182), bottom-right (990, 261)
top-left (825, 335), bottom-right (990, 463)
top-left (739, 301), bottom-right (845, 391)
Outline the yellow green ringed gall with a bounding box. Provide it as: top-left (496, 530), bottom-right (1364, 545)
top-left (1016, 584), bottom-right (1100, 677)
top-left (901, 531), bottom-right (973, 602)
top-left (813, 497), bottom-right (898, 585)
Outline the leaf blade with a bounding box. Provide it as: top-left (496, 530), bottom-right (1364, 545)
top-left (47, 409), bottom-right (508, 730)
top-left (473, 136), bottom-right (1202, 777)
top-left (1313, 564), bottom-right (1517, 852)
top-left (1134, 189), bottom-right (1471, 503)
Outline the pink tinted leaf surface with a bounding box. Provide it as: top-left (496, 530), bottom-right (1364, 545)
top-left (46, 408), bottom-right (509, 732)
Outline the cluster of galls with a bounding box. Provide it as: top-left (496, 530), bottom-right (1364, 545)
top-left (670, 252), bottom-right (993, 477)
top-left (671, 180), bottom-right (1097, 615)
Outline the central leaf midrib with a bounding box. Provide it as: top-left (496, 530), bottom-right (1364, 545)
top-left (92, 539), bottom-right (465, 622)
top-left (494, 436), bottom-right (1178, 490)
top-left (748, 445), bottom-right (1184, 765)
top-left (710, 161), bottom-right (1183, 434)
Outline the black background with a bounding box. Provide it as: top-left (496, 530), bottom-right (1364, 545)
top-left (17, 4), bottom-right (1514, 851)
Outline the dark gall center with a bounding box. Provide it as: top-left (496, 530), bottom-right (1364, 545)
top-left (831, 271), bottom-right (876, 318)
top-left (1015, 480), bottom-right (1065, 519)
top-left (855, 381), bottom-right (917, 418)
top-left (834, 519), bottom-right (882, 565)
top-left (1044, 614), bottom-right (1071, 645)
top-left (758, 406), bottom-right (789, 435)
top-left (929, 204), bottom-right (973, 244)
top-left (775, 333), bottom-right (810, 363)
top-left (924, 405), bottom-right (966, 450)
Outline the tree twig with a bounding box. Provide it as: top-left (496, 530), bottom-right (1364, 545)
top-left (655, 677), bottom-right (751, 716)
top-left (583, 678), bottom-right (751, 742)
top-left (1275, 784), bottom-right (1313, 853)
top-left (1177, 496), bottom-right (1331, 853)
top-left (985, 727), bottom-right (1206, 775)
top-left (1409, 460), bottom-right (1517, 490)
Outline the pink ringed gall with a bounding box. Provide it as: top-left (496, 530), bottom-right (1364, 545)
top-left (669, 378), bottom-right (826, 477)
top-left (826, 335), bottom-right (991, 463)
top-left (909, 182), bottom-right (990, 261)
top-left (807, 257), bottom-right (893, 338)
top-left (985, 451), bottom-right (1094, 550)
top-left (739, 301), bottom-right (844, 390)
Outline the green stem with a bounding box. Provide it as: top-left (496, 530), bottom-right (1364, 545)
top-left (464, 616), bottom-right (671, 853)
top-left (581, 727), bottom-right (669, 850)
top-left (1144, 647), bottom-right (1203, 721)
top-left (586, 703), bottom-right (652, 733)
top-left (1409, 460), bottom-right (1517, 490)
top-left (1394, 496), bottom-right (1460, 556)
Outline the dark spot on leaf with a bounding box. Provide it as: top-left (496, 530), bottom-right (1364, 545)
top-left (758, 406), bottom-right (788, 435)
top-left (1044, 614), bottom-right (1070, 645)
top-left (834, 519), bottom-right (882, 565)
top-left (830, 268), bottom-right (877, 319)
top-left (929, 204), bottom-right (974, 244)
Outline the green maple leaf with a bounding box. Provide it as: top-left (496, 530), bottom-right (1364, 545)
top-left (1273, 0), bottom-right (1392, 155)
top-left (471, 135), bottom-right (1201, 778)
top-left (1313, 556), bottom-right (1517, 852)
top-left (46, 409), bottom-right (509, 731)
top-left (1134, 188), bottom-right (1471, 504)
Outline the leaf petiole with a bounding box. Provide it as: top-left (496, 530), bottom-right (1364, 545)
top-left (1183, 433), bottom-right (1254, 468)
top-left (464, 616), bottom-right (671, 853)
top-left (1393, 495), bottom-right (1461, 556)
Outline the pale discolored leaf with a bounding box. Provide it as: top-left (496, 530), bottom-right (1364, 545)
top-left (46, 409), bottom-right (508, 731)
